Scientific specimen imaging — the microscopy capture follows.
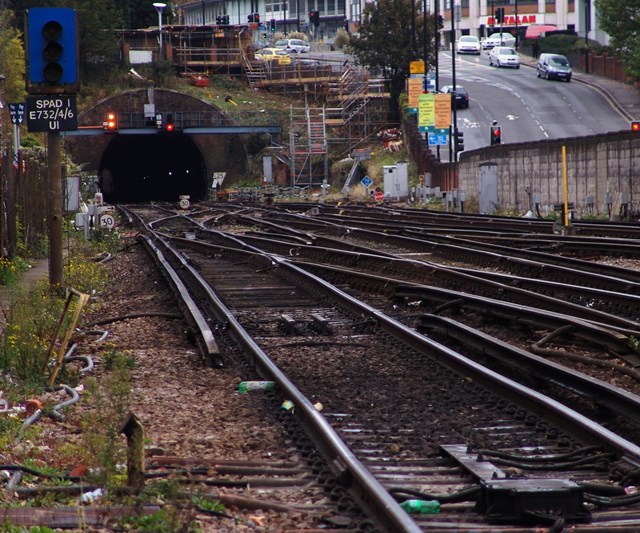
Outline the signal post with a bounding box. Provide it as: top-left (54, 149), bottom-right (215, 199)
top-left (25, 7), bottom-right (79, 287)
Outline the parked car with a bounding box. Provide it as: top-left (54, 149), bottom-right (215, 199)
top-left (440, 85), bottom-right (470, 109)
top-left (489, 46), bottom-right (520, 68)
top-left (274, 38), bottom-right (310, 53)
top-left (536, 53), bottom-right (572, 82)
top-left (456, 35), bottom-right (481, 55)
top-left (481, 32), bottom-right (516, 50)
top-left (255, 48), bottom-right (292, 64)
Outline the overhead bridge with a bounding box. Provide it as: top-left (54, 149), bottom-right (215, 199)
top-left (65, 89), bottom-right (282, 204)
top-left (64, 110), bottom-right (281, 136)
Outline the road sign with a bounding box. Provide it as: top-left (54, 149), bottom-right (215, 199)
top-left (374, 190), bottom-right (384, 201)
top-left (8, 103), bottom-right (26, 125)
top-left (26, 95), bottom-right (77, 132)
top-left (428, 132), bottom-right (449, 145)
top-left (361, 175), bottom-right (373, 188)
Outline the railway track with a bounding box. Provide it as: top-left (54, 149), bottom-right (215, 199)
top-left (119, 202), bottom-right (640, 531)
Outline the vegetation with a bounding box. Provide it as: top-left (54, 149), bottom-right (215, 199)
top-left (350, 0), bottom-right (437, 122)
top-left (594, 0), bottom-right (640, 79)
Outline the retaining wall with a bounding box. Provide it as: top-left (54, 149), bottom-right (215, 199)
top-left (457, 130), bottom-right (640, 217)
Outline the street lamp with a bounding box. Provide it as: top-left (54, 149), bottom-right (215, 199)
top-left (153, 3), bottom-right (167, 59)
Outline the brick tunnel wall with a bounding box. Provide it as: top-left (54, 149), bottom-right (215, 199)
top-left (457, 130), bottom-right (640, 218)
top-left (66, 89), bottom-right (249, 189)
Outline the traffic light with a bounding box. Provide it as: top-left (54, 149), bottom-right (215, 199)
top-left (223, 15), bottom-right (230, 24)
top-left (248, 13), bottom-right (254, 22)
top-left (26, 7), bottom-right (78, 93)
top-left (103, 112), bottom-right (117, 132)
top-left (254, 13), bottom-right (260, 23)
top-left (495, 8), bottom-right (505, 24)
top-left (437, 15), bottom-right (444, 29)
top-left (491, 125), bottom-right (502, 145)
top-left (343, 19), bottom-right (349, 32)
top-left (270, 18), bottom-right (276, 32)
top-left (454, 129), bottom-right (464, 152)
top-left (632, 121), bottom-right (640, 131)
top-left (309, 10), bottom-right (320, 27)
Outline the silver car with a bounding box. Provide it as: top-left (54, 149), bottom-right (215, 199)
top-left (481, 32), bottom-right (516, 50)
top-left (489, 46), bottom-right (520, 68)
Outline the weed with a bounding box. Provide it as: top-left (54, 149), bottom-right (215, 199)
top-left (0, 257), bottom-right (29, 287)
top-left (119, 508), bottom-right (202, 533)
top-left (80, 351), bottom-right (132, 486)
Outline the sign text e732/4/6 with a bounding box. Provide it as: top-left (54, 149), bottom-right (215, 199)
top-left (26, 95), bottom-right (77, 132)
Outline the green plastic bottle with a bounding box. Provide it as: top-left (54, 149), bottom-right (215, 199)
top-left (399, 499), bottom-right (440, 514)
top-left (237, 381), bottom-right (276, 393)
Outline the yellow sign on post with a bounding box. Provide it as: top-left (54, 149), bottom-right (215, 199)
top-left (410, 60), bottom-right (425, 75)
top-left (434, 93), bottom-right (452, 129)
top-left (418, 93), bottom-right (434, 131)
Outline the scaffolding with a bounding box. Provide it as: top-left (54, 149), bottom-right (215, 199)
top-left (289, 106), bottom-right (328, 187)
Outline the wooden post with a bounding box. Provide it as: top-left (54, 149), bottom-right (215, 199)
top-left (119, 412), bottom-right (145, 489)
top-left (47, 131), bottom-right (63, 286)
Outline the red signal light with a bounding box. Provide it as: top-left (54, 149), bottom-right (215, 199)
top-left (164, 113), bottom-right (175, 132)
top-left (632, 121), bottom-right (640, 131)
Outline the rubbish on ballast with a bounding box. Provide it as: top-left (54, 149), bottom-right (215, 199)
top-left (80, 488), bottom-right (104, 504)
top-left (400, 499), bottom-right (440, 514)
top-left (237, 381), bottom-right (276, 393)
top-left (281, 400), bottom-right (294, 412)
top-left (313, 402), bottom-right (323, 412)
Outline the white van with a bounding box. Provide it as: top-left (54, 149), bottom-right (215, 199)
top-left (275, 38), bottom-right (310, 53)
top-left (536, 53), bottom-right (572, 82)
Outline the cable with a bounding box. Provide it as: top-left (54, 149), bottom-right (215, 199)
top-left (388, 484), bottom-right (481, 504)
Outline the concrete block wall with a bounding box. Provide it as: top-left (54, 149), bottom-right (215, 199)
top-left (457, 131), bottom-right (640, 217)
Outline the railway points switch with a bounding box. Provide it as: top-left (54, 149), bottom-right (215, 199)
top-left (478, 478), bottom-right (591, 524)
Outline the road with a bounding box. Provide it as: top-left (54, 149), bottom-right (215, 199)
top-left (437, 50), bottom-right (629, 154)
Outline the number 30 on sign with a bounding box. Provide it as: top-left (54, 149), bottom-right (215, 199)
top-left (99, 214), bottom-right (115, 229)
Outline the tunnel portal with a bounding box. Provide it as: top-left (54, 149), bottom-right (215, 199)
top-left (98, 132), bottom-right (208, 204)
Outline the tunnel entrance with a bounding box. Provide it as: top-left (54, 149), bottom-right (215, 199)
top-left (98, 133), bottom-right (208, 203)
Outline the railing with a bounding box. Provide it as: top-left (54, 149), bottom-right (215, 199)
top-left (113, 110), bottom-right (281, 129)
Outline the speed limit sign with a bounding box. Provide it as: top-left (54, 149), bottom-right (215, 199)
top-left (179, 198), bottom-right (190, 209)
top-left (99, 214), bottom-right (115, 229)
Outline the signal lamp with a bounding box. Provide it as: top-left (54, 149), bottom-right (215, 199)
top-left (632, 121), bottom-right (640, 132)
top-left (104, 112), bottom-right (117, 132)
top-left (165, 113), bottom-right (175, 132)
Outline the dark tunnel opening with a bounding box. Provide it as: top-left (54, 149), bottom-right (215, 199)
top-left (98, 133), bottom-right (208, 203)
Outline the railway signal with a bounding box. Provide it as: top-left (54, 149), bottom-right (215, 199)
top-left (632, 121), bottom-right (640, 132)
top-left (103, 112), bottom-right (117, 132)
top-left (164, 113), bottom-right (175, 132)
top-left (26, 7), bottom-right (79, 93)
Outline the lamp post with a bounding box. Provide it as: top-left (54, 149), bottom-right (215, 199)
top-left (153, 3), bottom-right (167, 59)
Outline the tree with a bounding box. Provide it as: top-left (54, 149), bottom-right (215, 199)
top-left (350, 0), bottom-right (435, 122)
top-left (594, 0), bottom-right (640, 79)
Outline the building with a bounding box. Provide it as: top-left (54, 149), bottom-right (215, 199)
top-left (179, 0), bottom-right (605, 46)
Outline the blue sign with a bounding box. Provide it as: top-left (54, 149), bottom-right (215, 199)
top-left (8, 103), bottom-right (26, 125)
top-left (428, 132), bottom-right (448, 146)
top-left (361, 175), bottom-right (373, 188)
